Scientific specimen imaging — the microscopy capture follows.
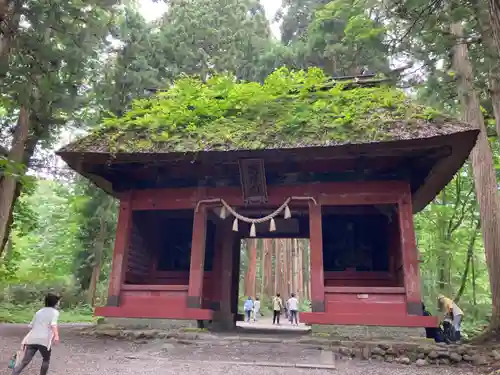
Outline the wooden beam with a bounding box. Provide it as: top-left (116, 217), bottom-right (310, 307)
top-left (106, 193), bottom-right (132, 306)
top-left (129, 181), bottom-right (408, 211)
top-left (309, 202), bottom-right (325, 312)
top-left (187, 205), bottom-right (208, 309)
top-left (398, 186), bottom-right (423, 315)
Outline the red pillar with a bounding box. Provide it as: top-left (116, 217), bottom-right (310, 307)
top-left (211, 225), bottom-right (237, 329)
top-left (388, 219), bottom-right (403, 287)
top-left (107, 193), bottom-right (132, 306)
top-left (309, 202), bottom-right (325, 312)
top-left (398, 189), bottom-right (423, 315)
top-left (210, 222), bottom-right (225, 310)
top-left (187, 206), bottom-right (207, 309)
top-left (220, 228), bottom-right (235, 313)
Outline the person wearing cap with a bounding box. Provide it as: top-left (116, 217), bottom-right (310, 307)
top-left (437, 294), bottom-right (464, 341)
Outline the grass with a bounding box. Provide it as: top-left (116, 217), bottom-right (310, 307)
top-left (0, 302), bottom-right (95, 324)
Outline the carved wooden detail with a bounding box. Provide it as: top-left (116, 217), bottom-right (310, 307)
top-left (238, 159), bottom-right (268, 205)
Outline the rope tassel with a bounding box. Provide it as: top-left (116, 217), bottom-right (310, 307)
top-left (284, 204), bottom-right (291, 219)
top-left (232, 218), bottom-right (238, 232)
top-left (269, 218), bottom-right (276, 232)
top-left (219, 205), bottom-right (227, 219)
top-left (250, 223), bottom-right (256, 237)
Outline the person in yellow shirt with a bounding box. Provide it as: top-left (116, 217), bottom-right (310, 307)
top-left (272, 293), bottom-right (283, 325)
top-left (437, 295), bottom-right (464, 341)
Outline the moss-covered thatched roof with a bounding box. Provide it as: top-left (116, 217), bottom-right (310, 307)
top-left (59, 68), bottom-right (474, 155)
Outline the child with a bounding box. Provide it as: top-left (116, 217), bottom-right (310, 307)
top-left (272, 293), bottom-right (283, 325)
top-left (253, 297), bottom-right (261, 322)
top-left (243, 296), bottom-right (253, 323)
top-left (12, 293), bottom-right (60, 375)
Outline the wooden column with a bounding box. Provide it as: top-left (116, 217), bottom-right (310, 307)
top-left (187, 206), bottom-right (208, 309)
top-left (219, 227), bottom-right (235, 313)
top-left (231, 236), bottom-right (242, 319)
top-left (107, 193), bottom-right (133, 307)
top-left (211, 224), bottom-right (236, 330)
top-left (309, 202), bottom-right (325, 312)
top-left (398, 190), bottom-right (423, 315)
top-left (388, 219), bottom-right (402, 286)
top-left (210, 223), bottom-right (225, 311)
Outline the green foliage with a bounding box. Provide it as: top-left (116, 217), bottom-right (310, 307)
top-left (72, 179), bottom-right (116, 291)
top-left (152, 0), bottom-right (271, 82)
top-left (0, 303), bottom-right (94, 324)
top-left (415, 168), bottom-right (491, 324)
top-left (307, 0), bottom-right (389, 75)
top-left (67, 67), bottom-right (466, 154)
top-left (10, 180), bottom-right (81, 282)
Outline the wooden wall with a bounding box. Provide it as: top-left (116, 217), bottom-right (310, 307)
top-left (124, 222), bottom-right (152, 284)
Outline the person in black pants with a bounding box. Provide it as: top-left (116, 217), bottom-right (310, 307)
top-left (272, 293), bottom-right (283, 325)
top-left (422, 302), bottom-right (444, 343)
top-left (12, 293), bottom-right (60, 375)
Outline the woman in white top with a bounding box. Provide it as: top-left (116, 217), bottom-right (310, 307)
top-left (12, 293), bottom-right (60, 375)
top-left (253, 297), bottom-right (261, 322)
top-left (287, 293), bottom-right (299, 326)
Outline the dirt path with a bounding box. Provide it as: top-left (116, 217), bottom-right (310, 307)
top-left (0, 324), bottom-right (482, 375)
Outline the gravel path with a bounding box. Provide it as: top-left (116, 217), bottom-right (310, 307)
top-left (0, 324), bottom-right (481, 375)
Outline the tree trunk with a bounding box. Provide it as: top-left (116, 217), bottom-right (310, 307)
top-left (244, 238), bottom-right (257, 297)
top-left (437, 190), bottom-right (451, 292)
top-left (273, 240), bottom-right (278, 295)
top-left (0, 132), bottom-right (39, 255)
top-left (451, 21), bottom-right (500, 332)
top-left (297, 239), bottom-right (303, 297)
top-left (87, 199), bottom-right (114, 305)
top-left (488, 0), bottom-right (500, 54)
top-left (262, 239), bottom-right (266, 297)
top-left (265, 239), bottom-right (273, 296)
top-left (471, 0), bottom-right (500, 136)
top-left (293, 239), bottom-right (298, 295)
top-left (304, 240), bottom-right (311, 301)
top-left (472, 247), bottom-right (477, 306)
top-left (284, 239), bottom-right (290, 296)
top-left (0, 0), bottom-right (21, 69)
top-left (0, 107), bottom-right (30, 257)
top-left (281, 239), bottom-right (286, 296)
top-left (454, 220), bottom-right (480, 303)
top-left (282, 239), bottom-right (287, 296)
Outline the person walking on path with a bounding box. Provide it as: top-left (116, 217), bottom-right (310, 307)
top-left (243, 296), bottom-right (254, 323)
top-left (438, 294), bottom-right (464, 341)
top-left (287, 293), bottom-right (299, 326)
top-left (272, 293), bottom-right (283, 325)
top-left (253, 297), bottom-right (261, 322)
top-left (12, 293), bottom-right (61, 375)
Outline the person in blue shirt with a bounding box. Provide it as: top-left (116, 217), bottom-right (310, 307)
top-left (243, 297), bottom-right (254, 322)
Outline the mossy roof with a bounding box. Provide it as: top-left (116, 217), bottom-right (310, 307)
top-left (59, 68), bottom-right (474, 155)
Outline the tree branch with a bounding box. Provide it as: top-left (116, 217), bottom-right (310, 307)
top-left (454, 219), bottom-right (480, 303)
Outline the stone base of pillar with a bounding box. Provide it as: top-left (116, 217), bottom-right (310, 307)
top-left (210, 311), bottom-right (236, 331)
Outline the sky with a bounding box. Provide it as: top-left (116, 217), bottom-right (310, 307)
top-left (138, 0), bottom-right (282, 37)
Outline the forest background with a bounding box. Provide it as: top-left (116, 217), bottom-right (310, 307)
top-left (1, 0), bottom-right (500, 340)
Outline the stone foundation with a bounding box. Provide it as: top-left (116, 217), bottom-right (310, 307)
top-left (327, 340), bottom-right (499, 367)
top-left (100, 317), bottom-right (196, 330)
top-left (82, 323), bottom-right (500, 368)
top-left (312, 324), bottom-right (425, 340)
